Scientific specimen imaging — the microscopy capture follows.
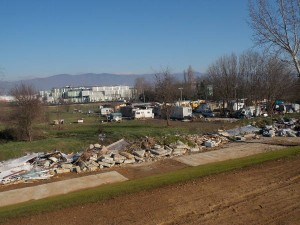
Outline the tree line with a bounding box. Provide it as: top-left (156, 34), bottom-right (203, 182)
top-left (134, 51), bottom-right (299, 109)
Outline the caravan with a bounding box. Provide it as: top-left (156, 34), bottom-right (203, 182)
top-left (170, 106), bottom-right (193, 120)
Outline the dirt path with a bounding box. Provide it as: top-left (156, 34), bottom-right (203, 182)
top-left (5, 155), bottom-right (300, 225)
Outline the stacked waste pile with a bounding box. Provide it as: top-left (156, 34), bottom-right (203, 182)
top-left (217, 118), bottom-right (300, 139)
top-left (1, 119), bottom-right (298, 185)
top-left (261, 118), bottom-right (300, 137)
top-left (0, 134), bottom-right (230, 185)
top-left (0, 151), bottom-right (75, 185)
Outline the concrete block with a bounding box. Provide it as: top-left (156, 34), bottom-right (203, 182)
top-left (134, 156), bottom-right (144, 162)
top-left (61, 163), bottom-right (73, 169)
top-left (98, 162), bottom-right (114, 168)
top-left (49, 157), bottom-right (58, 163)
top-left (153, 144), bottom-right (162, 149)
top-left (94, 143), bottom-right (101, 148)
top-left (73, 166), bottom-right (81, 173)
top-left (101, 158), bottom-right (115, 164)
top-left (286, 130), bottom-right (297, 137)
top-left (133, 150), bottom-right (146, 158)
top-left (124, 159), bottom-right (136, 164)
top-left (235, 136), bottom-right (246, 141)
top-left (88, 166), bottom-right (98, 172)
top-left (114, 160), bottom-right (125, 164)
top-left (119, 152), bottom-right (135, 159)
top-left (113, 154), bottom-right (126, 162)
top-left (204, 140), bottom-right (216, 148)
top-left (150, 149), bottom-right (170, 156)
top-left (55, 168), bottom-right (71, 174)
top-left (190, 147), bottom-right (200, 153)
top-left (172, 148), bottom-right (186, 155)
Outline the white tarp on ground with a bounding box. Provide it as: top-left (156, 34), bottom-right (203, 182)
top-left (0, 164), bottom-right (33, 180)
top-left (221, 125), bottom-right (260, 137)
top-left (0, 153), bottom-right (38, 173)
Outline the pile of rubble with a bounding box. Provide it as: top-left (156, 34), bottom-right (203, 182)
top-left (1, 118), bottom-right (298, 185)
top-left (261, 118), bottom-right (300, 137)
top-left (0, 134), bottom-right (230, 185)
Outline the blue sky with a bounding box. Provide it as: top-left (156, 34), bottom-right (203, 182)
top-left (0, 0), bottom-right (253, 81)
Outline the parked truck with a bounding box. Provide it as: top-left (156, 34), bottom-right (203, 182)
top-left (170, 106), bottom-right (193, 120)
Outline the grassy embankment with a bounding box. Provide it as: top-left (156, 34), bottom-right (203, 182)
top-left (0, 146), bottom-right (299, 223)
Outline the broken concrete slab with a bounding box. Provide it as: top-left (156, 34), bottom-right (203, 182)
top-left (0, 171), bottom-right (128, 207)
top-left (225, 125), bottom-right (260, 137)
top-left (133, 150), bottom-right (146, 158)
top-left (172, 148), bottom-right (186, 156)
top-left (54, 168), bottom-right (71, 174)
top-left (235, 136), bottom-right (246, 142)
top-left (123, 159), bottom-right (136, 164)
top-left (134, 156), bottom-right (144, 162)
top-left (119, 152), bottom-right (135, 159)
top-left (106, 139), bottom-right (129, 151)
top-left (150, 149), bottom-right (172, 156)
top-left (190, 147), bottom-right (200, 153)
top-left (100, 158), bottom-right (115, 164)
top-left (204, 140), bottom-right (216, 148)
top-left (61, 164), bottom-right (73, 169)
top-left (94, 143), bottom-right (101, 148)
top-left (98, 162), bottom-right (114, 168)
top-left (113, 154), bottom-right (126, 162)
top-left (73, 166), bottom-right (81, 173)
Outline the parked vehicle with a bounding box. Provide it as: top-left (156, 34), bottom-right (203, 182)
top-left (120, 105), bottom-right (154, 119)
top-left (107, 112), bottom-right (122, 122)
top-left (170, 106), bottom-right (193, 120)
top-left (134, 109), bottom-right (154, 119)
top-left (200, 109), bottom-right (215, 118)
top-left (194, 103), bottom-right (215, 117)
top-left (100, 107), bottom-right (114, 116)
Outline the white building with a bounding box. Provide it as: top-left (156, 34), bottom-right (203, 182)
top-left (40, 85), bottom-right (135, 103)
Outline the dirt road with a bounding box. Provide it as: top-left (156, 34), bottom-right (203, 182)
top-left (5, 155), bottom-right (300, 225)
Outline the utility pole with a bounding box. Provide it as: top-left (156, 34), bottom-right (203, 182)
top-left (178, 87), bottom-right (183, 105)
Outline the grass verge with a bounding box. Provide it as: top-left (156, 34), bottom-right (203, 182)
top-left (0, 146), bottom-right (299, 223)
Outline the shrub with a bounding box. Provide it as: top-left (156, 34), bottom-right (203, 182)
top-left (0, 128), bottom-right (18, 141)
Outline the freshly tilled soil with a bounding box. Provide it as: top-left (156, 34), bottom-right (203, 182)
top-left (4, 155), bottom-right (300, 225)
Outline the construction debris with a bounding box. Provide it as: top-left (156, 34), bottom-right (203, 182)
top-left (1, 118), bottom-right (299, 185)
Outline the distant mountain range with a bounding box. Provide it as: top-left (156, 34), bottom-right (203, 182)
top-left (0, 72), bottom-right (202, 93)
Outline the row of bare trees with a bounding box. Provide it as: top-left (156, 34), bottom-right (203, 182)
top-left (134, 51), bottom-right (298, 108)
top-left (206, 51), bottom-right (298, 112)
top-left (134, 66), bottom-right (205, 104)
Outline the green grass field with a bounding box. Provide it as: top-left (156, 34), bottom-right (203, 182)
top-left (0, 146), bottom-right (299, 223)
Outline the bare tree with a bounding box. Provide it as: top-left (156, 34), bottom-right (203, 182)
top-left (155, 69), bottom-right (178, 126)
top-left (10, 84), bottom-right (42, 141)
top-left (261, 56), bottom-right (295, 113)
top-left (249, 0), bottom-right (300, 77)
top-left (207, 53), bottom-right (239, 112)
top-left (239, 51), bottom-right (265, 105)
top-left (134, 77), bottom-right (153, 102)
top-left (183, 65), bottom-right (196, 100)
